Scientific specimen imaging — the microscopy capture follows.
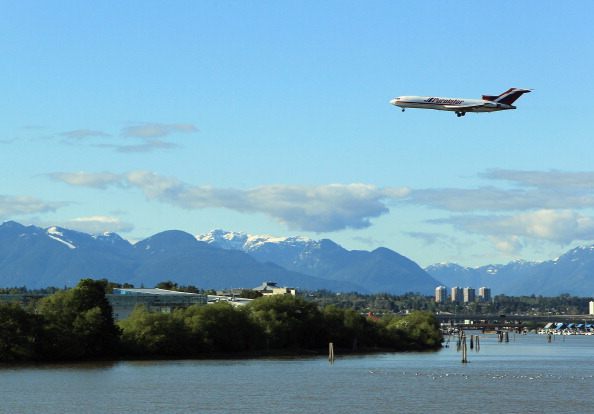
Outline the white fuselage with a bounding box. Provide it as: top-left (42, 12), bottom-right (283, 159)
top-left (390, 96), bottom-right (515, 113)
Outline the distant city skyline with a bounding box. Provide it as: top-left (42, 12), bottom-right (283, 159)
top-left (437, 286), bottom-right (491, 303)
top-left (3, 2), bottom-right (594, 268)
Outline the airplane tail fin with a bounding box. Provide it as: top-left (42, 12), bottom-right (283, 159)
top-left (482, 88), bottom-right (532, 105)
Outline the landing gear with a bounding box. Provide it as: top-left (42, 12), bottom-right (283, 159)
top-left (402, 108), bottom-right (405, 112)
top-left (456, 111), bottom-right (466, 117)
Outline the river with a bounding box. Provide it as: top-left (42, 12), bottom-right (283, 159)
top-left (1, 332), bottom-right (592, 413)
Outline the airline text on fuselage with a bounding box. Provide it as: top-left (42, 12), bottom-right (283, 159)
top-left (423, 98), bottom-right (464, 104)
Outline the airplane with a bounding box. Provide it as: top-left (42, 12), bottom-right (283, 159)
top-left (390, 88), bottom-right (531, 117)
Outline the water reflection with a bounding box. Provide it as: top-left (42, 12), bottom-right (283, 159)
top-left (0, 360), bottom-right (118, 371)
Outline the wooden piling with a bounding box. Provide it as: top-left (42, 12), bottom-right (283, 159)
top-left (329, 342), bottom-right (335, 363)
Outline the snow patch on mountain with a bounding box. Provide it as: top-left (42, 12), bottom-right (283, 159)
top-left (92, 232), bottom-right (129, 247)
top-left (196, 229), bottom-right (313, 252)
top-left (47, 227), bottom-right (76, 249)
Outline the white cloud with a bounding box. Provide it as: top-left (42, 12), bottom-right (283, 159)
top-left (432, 209), bottom-right (594, 249)
top-left (53, 123), bottom-right (197, 153)
top-left (60, 130), bottom-right (109, 140)
top-left (481, 169), bottom-right (594, 189)
top-left (486, 235), bottom-right (523, 254)
top-left (48, 170), bottom-right (410, 232)
top-left (62, 216), bottom-right (134, 234)
top-left (407, 187), bottom-right (594, 211)
top-left (47, 171), bottom-right (122, 189)
top-left (95, 139), bottom-right (179, 153)
top-left (518, 210), bottom-right (594, 242)
top-left (45, 167), bottom-right (594, 250)
top-left (117, 139), bottom-right (179, 153)
top-left (405, 170), bottom-right (594, 256)
top-left (121, 123), bottom-right (197, 138)
top-left (26, 216), bottom-right (134, 235)
top-left (0, 195), bottom-right (67, 217)
top-left (405, 231), bottom-right (448, 245)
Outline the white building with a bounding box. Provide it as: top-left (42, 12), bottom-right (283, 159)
top-left (451, 286), bottom-right (463, 303)
top-left (110, 288), bottom-right (207, 320)
top-left (589, 301), bottom-right (594, 315)
top-left (435, 286), bottom-right (447, 303)
top-left (253, 282), bottom-right (297, 296)
top-left (478, 287), bottom-right (491, 302)
top-left (463, 287), bottom-right (475, 303)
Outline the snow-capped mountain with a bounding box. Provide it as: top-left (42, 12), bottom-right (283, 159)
top-left (3, 220), bottom-right (594, 296)
top-left (197, 229), bottom-right (312, 255)
top-left (425, 248), bottom-right (594, 297)
top-left (197, 229), bottom-right (441, 295)
top-left (0, 221), bottom-right (363, 292)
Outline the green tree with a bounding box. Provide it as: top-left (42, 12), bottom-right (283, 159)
top-left (183, 302), bottom-right (258, 352)
top-left (156, 280), bottom-right (179, 291)
top-left (381, 311), bottom-right (442, 349)
top-left (37, 278), bottom-right (122, 359)
top-left (118, 305), bottom-right (189, 356)
top-left (246, 295), bottom-right (323, 349)
top-left (100, 280), bottom-right (135, 293)
top-left (180, 285), bottom-right (199, 293)
top-left (0, 302), bottom-right (44, 361)
top-left (322, 305), bottom-right (371, 349)
top-left (240, 289), bottom-right (263, 299)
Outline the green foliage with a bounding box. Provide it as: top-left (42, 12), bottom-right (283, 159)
top-left (0, 281), bottom-right (445, 361)
top-left (240, 289), bottom-right (263, 299)
top-left (0, 302), bottom-right (44, 361)
top-left (155, 280), bottom-right (178, 290)
top-left (118, 302), bottom-right (261, 356)
top-left (116, 294), bottom-right (351, 356)
top-left (118, 305), bottom-right (189, 356)
top-left (155, 280), bottom-right (199, 293)
top-left (303, 290), bottom-right (594, 315)
top-left (37, 278), bottom-right (122, 360)
top-left (491, 294), bottom-right (591, 315)
top-left (184, 302), bottom-right (258, 352)
top-left (321, 305), bottom-right (372, 348)
top-left (246, 295), bottom-right (324, 349)
top-left (380, 311), bottom-right (443, 349)
top-left (99, 280), bottom-right (135, 294)
top-left (0, 286), bottom-right (60, 294)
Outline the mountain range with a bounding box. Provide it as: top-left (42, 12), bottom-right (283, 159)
top-left (0, 221), bottom-right (436, 294)
top-left (2, 221), bottom-right (594, 296)
top-left (196, 229), bottom-right (439, 294)
top-left (425, 246), bottom-right (594, 297)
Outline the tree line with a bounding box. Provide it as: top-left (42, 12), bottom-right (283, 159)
top-left (0, 279), bottom-right (442, 362)
top-left (303, 290), bottom-right (594, 315)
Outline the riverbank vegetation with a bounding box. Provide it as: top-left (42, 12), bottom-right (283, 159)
top-left (0, 279), bottom-right (442, 362)
top-left (2, 285), bottom-right (590, 316)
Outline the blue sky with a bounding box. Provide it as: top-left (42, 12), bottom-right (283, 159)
top-left (2, 2), bottom-right (594, 267)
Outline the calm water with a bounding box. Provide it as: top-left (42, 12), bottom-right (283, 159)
top-left (1, 333), bottom-right (593, 414)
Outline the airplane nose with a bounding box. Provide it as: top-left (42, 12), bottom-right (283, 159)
top-left (390, 99), bottom-right (397, 105)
